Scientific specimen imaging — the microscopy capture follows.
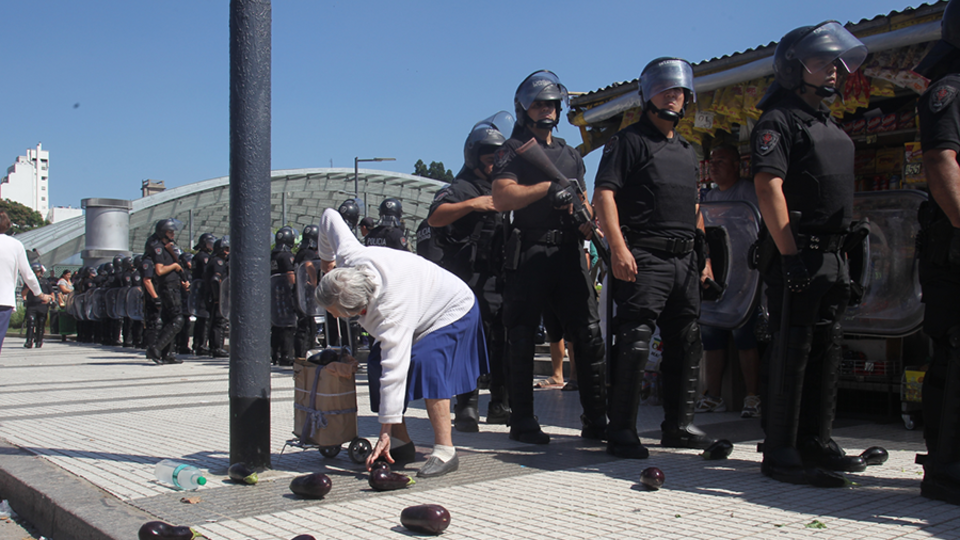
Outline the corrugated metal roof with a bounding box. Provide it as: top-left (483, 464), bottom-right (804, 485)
top-left (571, 1), bottom-right (946, 108)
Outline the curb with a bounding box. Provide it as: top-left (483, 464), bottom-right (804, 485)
top-left (0, 438), bottom-right (155, 540)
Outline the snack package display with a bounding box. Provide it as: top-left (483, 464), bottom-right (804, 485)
top-left (904, 142), bottom-right (925, 184)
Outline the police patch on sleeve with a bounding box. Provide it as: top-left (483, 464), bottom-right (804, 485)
top-left (603, 135), bottom-right (619, 155)
top-left (755, 130), bottom-right (781, 156)
top-left (930, 84), bottom-right (959, 113)
top-left (494, 147), bottom-right (512, 169)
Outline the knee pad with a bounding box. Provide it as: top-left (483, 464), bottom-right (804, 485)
top-left (617, 324), bottom-right (653, 355)
top-left (169, 314), bottom-right (185, 334)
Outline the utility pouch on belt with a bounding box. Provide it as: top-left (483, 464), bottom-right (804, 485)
top-left (694, 229), bottom-right (708, 273)
top-left (504, 229), bottom-right (522, 271)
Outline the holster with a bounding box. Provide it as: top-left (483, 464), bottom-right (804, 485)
top-left (694, 229), bottom-right (708, 273)
top-left (843, 219), bottom-right (871, 306)
top-left (503, 229), bottom-right (522, 272)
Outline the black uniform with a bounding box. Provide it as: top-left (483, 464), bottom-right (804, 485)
top-left (140, 258), bottom-right (161, 350)
top-left (23, 277), bottom-right (52, 348)
top-left (145, 236), bottom-right (185, 362)
top-left (415, 218), bottom-right (443, 265)
top-left (204, 255), bottom-right (229, 356)
top-left (918, 72), bottom-right (960, 503)
top-left (191, 250), bottom-right (212, 355)
top-left (121, 266), bottom-right (142, 348)
top-left (104, 270), bottom-right (124, 346)
top-left (365, 223), bottom-right (410, 251)
top-left (751, 91), bottom-right (854, 474)
top-left (595, 114), bottom-right (709, 454)
top-left (176, 260), bottom-right (193, 354)
top-left (491, 125), bottom-right (606, 442)
top-left (293, 245), bottom-right (319, 357)
top-left (429, 168), bottom-right (509, 423)
top-left (270, 247), bottom-right (297, 365)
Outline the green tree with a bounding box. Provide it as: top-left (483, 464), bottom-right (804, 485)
top-left (0, 199), bottom-right (48, 235)
top-left (413, 160), bottom-right (454, 182)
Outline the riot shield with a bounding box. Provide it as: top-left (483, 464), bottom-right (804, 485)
top-left (126, 286), bottom-right (144, 321)
top-left (65, 292), bottom-right (77, 318)
top-left (698, 200), bottom-right (763, 331)
top-left (842, 190), bottom-right (926, 337)
top-left (74, 291), bottom-right (87, 321)
top-left (220, 275), bottom-right (230, 318)
top-left (105, 288), bottom-right (121, 319)
top-left (116, 286), bottom-right (130, 318)
top-left (91, 289), bottom-right (106, 320)
top-left (271, 273), bottom-right (298, 328)
top-left (295, 260), bottom-right (322, 317)
top-left (187, 280), bottom-right (209, 318)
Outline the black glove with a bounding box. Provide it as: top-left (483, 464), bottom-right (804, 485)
top-left (782, 254), bottom-right (810, 293)
top-left (950, 228), bottom-right (960, 269)
top-left (548, 183), bottom-right (573, 208)
top-left (152, 297), bottom-right (162, 311)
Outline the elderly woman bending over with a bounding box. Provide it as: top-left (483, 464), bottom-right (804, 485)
top-left (316, 208), bottom-right (487, 478)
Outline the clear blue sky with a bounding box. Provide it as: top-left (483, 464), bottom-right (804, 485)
top-left (2, 0), bottom-right (921, 209)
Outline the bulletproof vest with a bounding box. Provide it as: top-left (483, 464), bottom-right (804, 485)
top-left (505, 132), bottom-right (583, 232)
top-left (780, 106), bottom-right (854, 234)
top-left (618, 122), bottom-right (698, 237)
top-left (365, 225), bottom-right (408, 250)
top-left (193, 251), bottom-right (211, 280)
top-left (294, 247), bottom-right (318, 265)
top-left (415, 220), bottom-right (443, 264)
top-left (270, 249), bottom-right (294, 275)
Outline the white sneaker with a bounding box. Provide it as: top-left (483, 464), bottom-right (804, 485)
top-left (741, 395), bottom-right (761, 418)
top-left (695, 394), bottom-right (726, 413)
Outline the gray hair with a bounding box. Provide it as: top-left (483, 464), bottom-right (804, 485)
top-left (316, 265), bottom-right (376, 316)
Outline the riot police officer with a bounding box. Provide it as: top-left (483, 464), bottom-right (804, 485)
top-left (338, 199), bottom-right (361, 230)
top-left (751, 22), bottom-right (868, 486)
top-left (429, 111), bottom-right (514, 430)
top-left (594, 57), bottom-right (716, 459)
top-left (144, 219), bottom-right (187, 364)
top-left (415, 218), bottom-right (443, 265)
top-left (294, 225), bottom-right (320, 357)
top-left (129, 255), bottom-right (146, 348)
top-left (271, 226), bottom-right (298, 366)
top-left (491, 70), bottom-right (607, 445)
top-left (205, 237), bottom-right (230, 358)
top-left (192, 233), bottom-right (216, 356)
top-left (365, 198), bottom-right (410, 251)
top-left (176, 252), bottom-right (194, 354)
top-left (913, 0), bottom-right (960, 505)
top-left (23, 263), bottom-right (52, 348)
top-left (119, 257), bottom-right (136, 347)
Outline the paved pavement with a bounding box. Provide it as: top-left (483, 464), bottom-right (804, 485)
top-left (0, 341), bottom-right (957, 540)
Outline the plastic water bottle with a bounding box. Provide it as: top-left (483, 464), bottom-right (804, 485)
top-left (154, 459), bottom-right (207, 490)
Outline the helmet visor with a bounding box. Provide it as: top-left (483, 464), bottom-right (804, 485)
top-left (474, 111), bottom-right (515, 136)
top-left (640, 59), bottom-right (696, 103)
top-left (516, 71), bottom-right (570, 111)
top-left (789, 21), bottom-right (867, 74)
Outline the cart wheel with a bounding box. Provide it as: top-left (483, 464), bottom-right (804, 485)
top-left (319, 445), bottom-right (341, 458)
top-left (348, 438), bottom-right (372, 464)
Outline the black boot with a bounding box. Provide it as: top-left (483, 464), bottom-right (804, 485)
top-left (454, 389), bottom-right (480, 432)
top-left (486, 385), bottom-right (511, 425)
top-left (797, 323), bottom-right (865, 473)
top-left (660, 321), bottom-right (714, 449)
top-left (606, 325), bottom-right (650, 459)
top-left (507, 326), bottom-right (549, 444)
top-left (153, 314), bottom-right (185, 360)
top-left (922, 328), bottom-right (960, 505)
top-left (572, 322), bottom-right (608, 441)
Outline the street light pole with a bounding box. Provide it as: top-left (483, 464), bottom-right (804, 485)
top-left (354, 156), bottom-right (396, 218)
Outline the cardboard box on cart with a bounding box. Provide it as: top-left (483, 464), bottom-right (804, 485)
top-left (293, 358), bottom-right (359, 446)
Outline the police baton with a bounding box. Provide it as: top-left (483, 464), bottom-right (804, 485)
top-left (775, 211), bottom-right (802, 394)
top-left (514, 138), bottom-right (612, 269)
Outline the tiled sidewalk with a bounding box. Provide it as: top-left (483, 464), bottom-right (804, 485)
top-left (0, 341), bottom-right (957, 539)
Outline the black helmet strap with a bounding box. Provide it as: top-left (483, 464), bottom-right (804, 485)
top-left (646, 101), bottom-right (684, 126)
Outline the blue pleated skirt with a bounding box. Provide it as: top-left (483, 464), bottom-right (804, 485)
top-left (369, 300), bottom-right (488, 413)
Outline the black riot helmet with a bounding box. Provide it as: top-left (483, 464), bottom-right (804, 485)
top-left (914, 0), bottom-right (960, 78)
top-left (30, 262), bottom-right (43, 274)
top-left (122, 256), bottom-right (134, 271)
top-left (214, 235), bottom-right (230, 257)
top-left (154, 218), bottom-right (183, 242)
top-left (194, 232), bottom-right (216, 252)
top-left (133, 254), bottom-right (143, 267)
top-left (639, 57), bottom-right (697, 125)
top-left (85, 266), bottom-right (98, 278)
top-left (113, 255), bottom-right (124, 269)
top-left (100, 262), bottom-right (113, 276)
top-left (378, 198), bottom-right (403, 228)
top-left (463, 111), bottom-right (514, 171)
top-left (275, 226), bottom-right (297, 249)
top-left (514, 70), bottom-right (570, 131)
top-left (301, 224), bottom-right (319, 249)
top-left (338, 199), bottom-right (361, 228)
top-left (770, 21), bottom-right (867, 96)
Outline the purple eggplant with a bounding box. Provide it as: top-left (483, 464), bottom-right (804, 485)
top-left (400, 504), bottom-right (451, 535)
top-left (228, 462), bottom-right (258, 485)
top-left (289, 473), bottom-right (332, 499)
top-left (369, 468), bottom-right (415, 491)
top-left (639, 467), bottom-right (665, 491)
top-left (860, 446), bottom-right (889, 466)
top-left (371, 460), bottom-right (392, 472)
top-left (702, 439), bottom-right (734, 460)
top-left (291, 536), bottom-right (317, 540)
top-left (138, 521), bottom-right (200, 540)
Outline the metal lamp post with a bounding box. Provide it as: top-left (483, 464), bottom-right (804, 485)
top-left (354, 157), bottom-right (396, 218)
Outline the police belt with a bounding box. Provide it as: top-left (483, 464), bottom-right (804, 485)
top-left (624, 233), bottom-right (695, 255)
top-left (795, 232), bottom-right (845, 252)
top-left (526, 228), bottom-right (580, 246)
